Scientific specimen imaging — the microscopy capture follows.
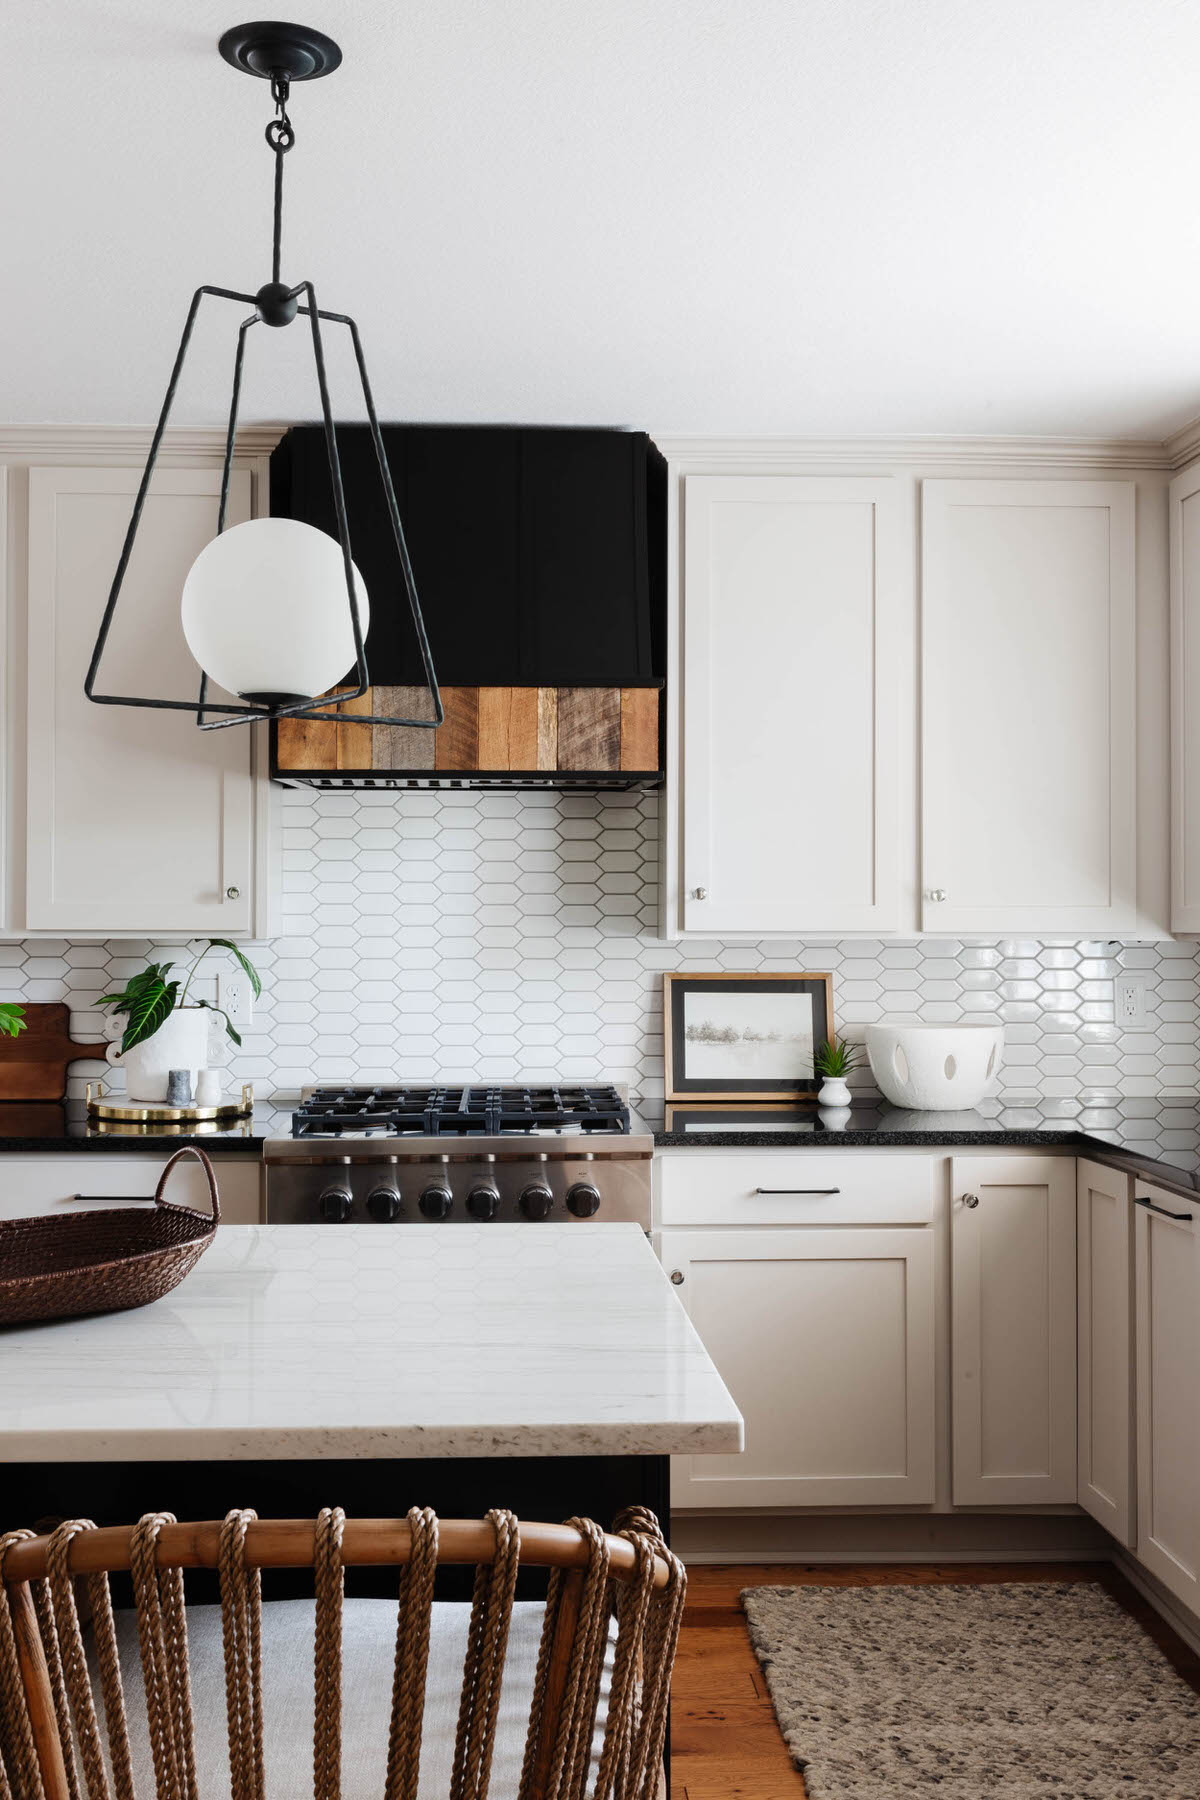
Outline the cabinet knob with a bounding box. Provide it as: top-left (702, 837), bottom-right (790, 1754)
top-left (961, 1192), bottom-right (980, 1209)
top-left (925, 888), bottom-right (947, 903)
top-left (225, 885), bottom-right (240, 901)
top-left (692, 887), bottom-right (707, 901)
top-left (670, 1269), bottom-right (685, 1285)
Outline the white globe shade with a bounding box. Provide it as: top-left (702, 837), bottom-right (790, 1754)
top-left (180, 517), bottom-right (369, 703)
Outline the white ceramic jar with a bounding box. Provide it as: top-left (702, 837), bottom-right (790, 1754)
top-left (105, 1007), bottom-right (213, 1104)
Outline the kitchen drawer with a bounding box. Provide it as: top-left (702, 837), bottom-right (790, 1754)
top-left (0, 1155), bottom-right (262, 1224)
top-left (657, 1151), bottom-right (935, 1226)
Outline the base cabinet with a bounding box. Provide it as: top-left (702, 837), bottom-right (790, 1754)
top-left (1077, 1158), bottom-right (1136, 1546)
top-left (0, 1156), bottom-right (262, 1225)
top-left (663, 1225), bottom-right (935, 1508)
top-left (950, 1155), bottom-right (1077, 1505)
top-left (1134, 1182), bottom-right (1200, 1611)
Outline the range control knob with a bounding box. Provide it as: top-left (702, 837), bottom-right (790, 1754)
top-left (565, 1182), bottom-right (601, 1219)
top-left (366, 1187), bottom-right (402, 1222)
top-left (318, 1186), bottom-right (353, 1223)
top-left (419, 1184), bottom-right (453, 1220)
top-left (467, 1185), bottom-right (500, 1221)
top-left (519, 1184), bottom-right (554, 1221)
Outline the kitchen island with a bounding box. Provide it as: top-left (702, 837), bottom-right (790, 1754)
top-left (1, 1222), bottom-right (741, 1561)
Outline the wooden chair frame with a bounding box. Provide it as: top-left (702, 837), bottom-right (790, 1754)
top-left (0, 1511), bottom-right (684, 1800)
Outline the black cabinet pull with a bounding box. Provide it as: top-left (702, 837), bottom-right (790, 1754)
top-left (1135, 1196), bottom-right (1193, 1223)
top-left (73, 1195), bottom-right (151, 1204)
top-left (753, 1187), bottom-right (841, 1196)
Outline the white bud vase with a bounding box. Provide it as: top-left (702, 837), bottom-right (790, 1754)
top-left (817, 1076), bottom-right (851, 1108)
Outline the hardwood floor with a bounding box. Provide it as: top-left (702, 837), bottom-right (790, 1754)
top-left (669, 1561), bottom-right (1200, 1800)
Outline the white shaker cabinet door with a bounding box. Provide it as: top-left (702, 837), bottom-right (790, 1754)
top-left (951, 1155), bottom-right (1077, 1505)
top-left (664, 1226), bottom-right (935, 1508)
top-left (1170, 461), bottom-right (1200, 931)
top-left (680, 476), bottom-right (902, 935)
top-left (26, 466), bottom-right (255, 935)
top-left (922, 480), bottom-right (1136, 934)
top-left (1134, 1182), bottom-right (1200, 1612)
top-left (1077, 1157), bottom-right (1136, 1546)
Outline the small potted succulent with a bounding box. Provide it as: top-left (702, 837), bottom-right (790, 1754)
top-left (813, 1035), bottom-right (863, 1110)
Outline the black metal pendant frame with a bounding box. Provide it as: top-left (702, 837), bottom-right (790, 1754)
top-left (85, 24), bottom-right (443, 734)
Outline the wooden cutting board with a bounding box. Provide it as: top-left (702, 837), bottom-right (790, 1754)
top-left (0, 1003), bottom-right (108, 1102)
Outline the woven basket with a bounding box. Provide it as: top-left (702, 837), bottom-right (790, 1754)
top-left (0, 1146), bottom-right (220, 1326)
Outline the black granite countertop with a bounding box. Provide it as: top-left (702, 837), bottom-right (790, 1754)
top-left (5, 1096), bottom-right (1200, 1200)
top-left (641, 1099), bottom-right (1200, 1194)
top-left (0, 1100), bottom-right (290, 1151)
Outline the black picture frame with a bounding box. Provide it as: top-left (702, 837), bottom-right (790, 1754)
top-left (663, 972), bottom-right (833, 1101)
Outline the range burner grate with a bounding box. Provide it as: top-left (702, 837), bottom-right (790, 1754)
top-left (292, 1083), bottom-right (631, 1139)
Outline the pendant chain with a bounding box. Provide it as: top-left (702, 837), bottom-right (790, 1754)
top-left (265, 72), bottom-right (294, 286)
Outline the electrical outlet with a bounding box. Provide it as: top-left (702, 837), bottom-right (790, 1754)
top-left (1114, 973), bottom-right (1146, 1031)
top-left (219, 969), bottom-right (254, 1027)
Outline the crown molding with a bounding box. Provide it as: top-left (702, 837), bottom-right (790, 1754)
top-left (0, 424), bottom-right (287, 463)
top-left (1164, 414), bottom-right (1200, 472)
top-left (651, 432), bottom-right (1177, 472)
top-left (0, 422), bottom-right (1192, 473)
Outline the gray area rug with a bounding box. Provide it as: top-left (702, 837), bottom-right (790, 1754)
top-left (741, 1581), bottom-right (1200, 1799)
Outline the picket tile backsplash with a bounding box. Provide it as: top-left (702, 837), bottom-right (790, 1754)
top-left (2, 788), bottom-right (1198, 1107)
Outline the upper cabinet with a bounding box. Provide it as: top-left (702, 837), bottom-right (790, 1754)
top-left (662, 452), bottom-right (1161, 941)
top-left (677, 475), bottom-right (903, 935)
top-left (10, 462), bottom-right (270, 938)
top-left (922, 479), bottom-right (1137, 936)
top-left (1170, 461), bottom-right (1200, 932)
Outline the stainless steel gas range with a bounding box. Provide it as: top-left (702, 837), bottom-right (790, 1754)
top-left (263, 1083), bottom-right (653, 1229)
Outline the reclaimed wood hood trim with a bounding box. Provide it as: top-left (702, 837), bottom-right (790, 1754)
top-left (272, 685), bottom-right (663, 789)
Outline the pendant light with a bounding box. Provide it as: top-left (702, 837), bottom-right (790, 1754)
top-left (85, 21), bottom-right (443, 732)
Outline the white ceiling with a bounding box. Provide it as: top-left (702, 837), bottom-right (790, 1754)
top-left (5, 0), bottom-right (1200, 439)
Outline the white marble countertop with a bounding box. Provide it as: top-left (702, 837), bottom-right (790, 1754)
top-left (1, 1224), bottom-right (743, 1463)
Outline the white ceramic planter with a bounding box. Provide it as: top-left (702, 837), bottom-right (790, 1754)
top-left (866, 1022), bottom-right (1004, 1112)
top-left (105, 1007), bottom-right (213, 1103)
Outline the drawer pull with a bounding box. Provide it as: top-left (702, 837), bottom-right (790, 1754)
top-left (753, 1187), bottom-right (841, 1196)
top-left (1135, 1196), bottom-right (1193, 1223)
top-left (73, 1195), bottom-right (152, 1204)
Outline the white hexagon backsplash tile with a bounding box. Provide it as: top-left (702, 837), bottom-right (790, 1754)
top-left (3, 787), bottom-right (1198, 1106)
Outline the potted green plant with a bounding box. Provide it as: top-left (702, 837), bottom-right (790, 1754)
top-left (98, 939), bottom-right (261, 1104)
top-left (813, 1035), bottom-right (863, 1110)
top-left (0, 1002), bottom-right (26, 1039)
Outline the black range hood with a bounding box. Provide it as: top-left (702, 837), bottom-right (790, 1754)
top-left (269, 424), bottom-right (666, 788)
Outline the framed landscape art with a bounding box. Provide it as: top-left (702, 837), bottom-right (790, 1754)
top-left (663, 972), bottom-right (833, 1101)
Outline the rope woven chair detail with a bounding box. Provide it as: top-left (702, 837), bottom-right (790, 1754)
top-left (0, 1509), bottom-right (684, 1800)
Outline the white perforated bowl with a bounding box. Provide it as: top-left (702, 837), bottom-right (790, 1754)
top-left (866, 1022), bottom-right (1004, 1111)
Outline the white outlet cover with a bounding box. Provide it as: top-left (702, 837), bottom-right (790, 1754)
top-left (1114, 974), bottom-right (1146, 1031)
top-left (218, 970), bottom-right (254, 1027)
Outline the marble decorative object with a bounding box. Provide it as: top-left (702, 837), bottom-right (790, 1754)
top-left (0, 1223), bottom-right (744, 1463)
top-left (165, 1069), bottom-right (192, 1106)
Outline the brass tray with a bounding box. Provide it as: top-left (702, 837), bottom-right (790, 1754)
top-left (85, 1081), bottom-right (254, 1124)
